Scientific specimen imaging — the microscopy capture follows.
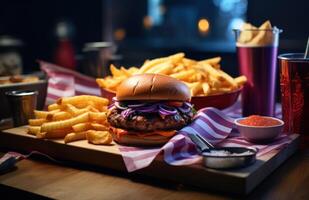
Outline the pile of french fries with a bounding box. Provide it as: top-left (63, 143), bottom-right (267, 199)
top-left (28, 95), bottom-right (113, 145)
top-left (237, 20), bottom-right (275, 46)
top-left (96, 53), bottom-right (247, 96)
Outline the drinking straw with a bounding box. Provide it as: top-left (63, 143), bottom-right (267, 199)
top-left (305, 36), bottom-right (309, 58)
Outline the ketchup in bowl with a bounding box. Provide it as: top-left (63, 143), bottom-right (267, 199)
top-left (235, 115), bottom-right (284, 143)
top-left (238, 115), bottom-right (282, 127)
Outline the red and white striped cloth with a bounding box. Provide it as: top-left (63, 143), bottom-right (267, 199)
top-left (40, 61), bottom-right (100, 104)
top-left (119, 108), bottom-right (292, 172)
top-left (40, 61), bottom-right (294, 172)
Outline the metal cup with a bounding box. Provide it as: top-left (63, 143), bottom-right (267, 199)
top-left (234, 28), bottom-right (282, 116)
top-left (278, 53), bottom-right (309, 148)
top-left (5, 90), bottom-right (38, 126)
top-left (82, 42), bottom-right (118, 77)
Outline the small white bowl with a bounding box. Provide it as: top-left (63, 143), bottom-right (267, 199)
top-left (235, 117), bottom-right (284, 144)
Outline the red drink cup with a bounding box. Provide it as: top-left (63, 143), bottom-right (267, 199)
top-left (234, 28), bottom-right (282, 117)
top-left (278, 53), bottom-right (309, 148)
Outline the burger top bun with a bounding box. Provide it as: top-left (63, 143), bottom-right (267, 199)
top-left (116, 74), bottom-right (191, 101)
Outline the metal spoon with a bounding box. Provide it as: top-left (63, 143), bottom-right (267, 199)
top-left (187, 133), bottom-right (257, 169)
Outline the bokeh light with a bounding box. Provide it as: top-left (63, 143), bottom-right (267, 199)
top-left (198, 18), bottom-right (210, 34)
top-left (114, 28), bottom-right (126, 41)
top-left (143, 16), bottom-right (153, 29)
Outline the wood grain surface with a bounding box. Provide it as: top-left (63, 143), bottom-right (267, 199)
top-left (0, 126), bottom-right (303, 197)
top-left (0, 150), bottom-right (308, 200)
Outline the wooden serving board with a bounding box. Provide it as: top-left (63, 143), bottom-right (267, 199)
top-left (0, 126), bottom-right (299, 195)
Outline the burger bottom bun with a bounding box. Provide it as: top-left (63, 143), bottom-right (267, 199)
top-left (111, 131), bottom-right (173, 147)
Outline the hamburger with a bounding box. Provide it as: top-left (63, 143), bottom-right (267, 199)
top-left (107, 74), bottom-right (195, 146)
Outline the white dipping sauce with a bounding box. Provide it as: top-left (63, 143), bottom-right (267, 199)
top-left (203, 150), bottom-right (253, 157)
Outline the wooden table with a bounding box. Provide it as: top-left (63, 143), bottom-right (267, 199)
top-left (0, 149), bottom-right (308, 200)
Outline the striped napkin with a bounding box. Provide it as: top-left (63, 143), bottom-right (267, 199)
top-left (119, 108), bottom-right (292, 172)
top-left (40, 61), bottom-right (100, 104)
top-left (40, 61), bottom-right (293, 172)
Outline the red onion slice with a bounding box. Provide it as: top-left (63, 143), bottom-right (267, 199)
top-left (108, 103), bottom-right (115, 110)
top-left (183, 102), bottom-right (193, 108)
top-left (158, 110), bottom-right (172, 116)
top-left (117, 102), bottom-right (193, 118)
top-left (134, 104), bottom-right (158, 113)
top-left (115, 102), bottom-right (127, 110)
top-left (178, 106), bottom-right (191, 113)
top-left (178, 102), bottom-right (192, 113)
top-left (127, 103), bottom-right (147, 108)
top-left (158, 105), bottom-right (177, 115)
top-left (121, 108), bottom-right (134, 118)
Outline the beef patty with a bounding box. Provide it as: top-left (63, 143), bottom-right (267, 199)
top-left (108, 108), bottom-right (192, 132)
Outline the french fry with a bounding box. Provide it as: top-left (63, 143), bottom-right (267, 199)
top-left (89, 112), bottom-right (107, 122)
top-left (91, 123), bottom-right (109, 131)
top-left (41, 112), bottom-right (89, 132)
top-left (170, 69), bottom-right (195, 81)
top-left (199, 57), bottom-right (221, 66)
top-left (145, 60), bottom-right (172, 74)
top-left (128, 67), bottom-right (139, 74)
top-left (202, 83), bottom-right (210, 95)
top-left (187, 72), bottom-right (204, 82)
top-left (48, 103), bottom-right (62, 111)
top-left (173, 64), bottom-right (185, 73)
top-left (89, 106), bottom-right (100, 112)
top-left (64, 104), bottom-right (79, 115)
top-left (36, 132), bottom-right (46, 139)
top-left (143, 59), bottom-right (149, 65)
top-left (198, 63), bottom-right (222, 80)
top-left (213, 64), bottom-right (220, 69)
top-left (188, 82), bottom-right (203, 96)
top-left (153, 63), bottom-right (174, 75)
top-left (138, 53), bottom-right (184, 74)
top-left (72, 122), bottom-right (92, 132)
top-left (110, 64), bottom-right (123, 77)
top-left (238, 23), bottom-right (258, 44)
top-left (51, 111), bottom-right (72, 121)
top-left (34, 110), bottom-right (59, 119)
top-left (182, 58), bottom-right (196, 66)
top-left (234, 75), bottom-right (247, 86)
top-left (210, 87), bottom-right (233, 94)
top-left (28, 126), bottom-right (41, 136)
top-left (64, 104), bottom-right (89, 116)
top-left (208, 75), bottom-right (222, 88)
top-left (96, 79), bottom-right (106, 88)
top-left (57, 95), bottom-right (109, 107)
top-left (104, 77), bottom-right (125, 89)
top-left (39, 128), bottom-right (72, 139)
top-left (120, 67), bottom-right (132, 77)
top-left (29, 119), bottom-right (47, 126)
top-left (64, 132), bottom-right (86, 144)
top-left (168, 52), bottom-right (185, 63)
top-left (248, 20), bottom-right (273, 46)
top-left (46, 114), bottom-right (54, 121)
top-left (217, 70), bottom-right (238, 89)
top-left (86, 130), bottom-right (113, 145)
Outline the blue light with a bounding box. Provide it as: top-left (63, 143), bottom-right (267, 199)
top-left (148, 0), bottom-right (163, 26)
top-left (213, 0), bottom-right (248, 15)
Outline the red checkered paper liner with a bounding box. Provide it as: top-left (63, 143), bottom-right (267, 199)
top-left (39, 61), bottom-right (294, 172)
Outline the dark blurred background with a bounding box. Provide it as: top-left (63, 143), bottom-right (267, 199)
top-left (0, 0), bottom-right (308, 77)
